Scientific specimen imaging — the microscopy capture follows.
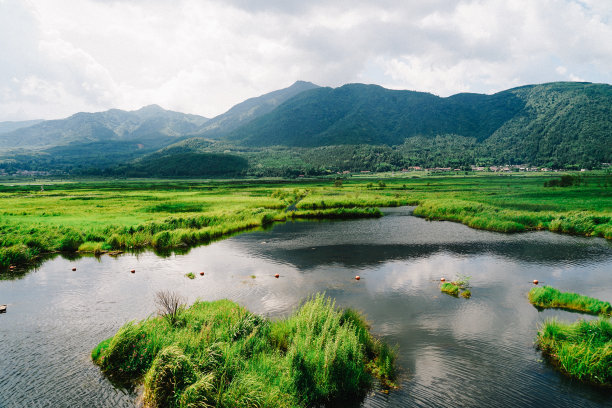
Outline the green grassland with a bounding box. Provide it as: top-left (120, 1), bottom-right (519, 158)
top-left (92, 294), bottom-right (396, 407)
top-left (1, 173), bottom-right (610, 271)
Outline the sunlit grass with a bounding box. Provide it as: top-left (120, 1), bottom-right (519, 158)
top-left (528, 286), bottom-right (612, 316)
top-left (536, 318), bottom-right (612, 386)
top-left (92, 294), bottom-right (397, 407)
top-left (1, 174), bottom-right (610, 269)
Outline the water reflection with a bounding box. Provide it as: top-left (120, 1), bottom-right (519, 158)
top-left (1, 208), bottom-right (611, 407)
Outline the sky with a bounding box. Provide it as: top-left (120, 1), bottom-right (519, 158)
top-left (1, 0), bottom-right (611, 121)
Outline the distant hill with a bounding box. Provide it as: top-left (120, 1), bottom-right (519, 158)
top-left (0, 105), bottom-right (208, 150)
top-left (194, 81), bottom-right (319, 138)
top-left (109, 137), bottom-right (247, 177)
top-left (224, 83), bottom-right (525, 146)
top-left (0, 119), bottom-right (44, 135)
top-left (481, 82), bottom-right (612, 167)
top-left (2, 81), bottom-right (611, 176)
top-left (224, 82), bottom-right (612, 167)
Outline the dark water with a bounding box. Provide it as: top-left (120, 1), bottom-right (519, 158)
top-left (1, 208), bottom-right (612, 407)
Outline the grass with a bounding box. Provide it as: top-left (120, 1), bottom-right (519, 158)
top-left (441, 274), bottom-right (472, 298)
top-left (91, 294), bottom-right (396, 407)
top-left (1, 173), bottom-right (610, 272)
top-left (440, 282), bottom-right (459, 296)
top-left (528, 286), bottom-right (612, 316)
top-left (536, 318), bottom-right (612, 386)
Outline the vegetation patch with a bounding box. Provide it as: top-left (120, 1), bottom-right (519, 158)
top-left (441, 275), bottom-right (472, 298)
top-left (1, 174), bottom-right (610, 272)
top-left (528, 286), bottom-right (612, 316)
top-left (536, 318), bottom-right (612, 386)
top-left (146, 203), bottom-right (205, 213)
top-left (92, 294), bottom-right (396, 407)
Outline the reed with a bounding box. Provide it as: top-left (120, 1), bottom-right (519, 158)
top-left (536, 318), bottom-right (612, 386)
top-left (92, 294), bottom-right (396, 407)
top-left (528, 286), bottom-right (612, 316)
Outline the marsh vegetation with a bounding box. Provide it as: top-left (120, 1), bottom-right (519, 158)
top-left (528, 286), bottom-right (612, 316)
top-left (92, 294), bottom-right (396, 408)
top-left (536, 318), bottom-right (612, 387)
top-left (1, 173), bottom-right (610, 274)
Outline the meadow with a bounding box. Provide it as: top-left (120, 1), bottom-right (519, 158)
top-left (1, 172), bottom-right (611, 272)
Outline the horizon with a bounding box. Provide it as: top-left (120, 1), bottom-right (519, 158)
top-left (1, 79), bottom-right (608, 123)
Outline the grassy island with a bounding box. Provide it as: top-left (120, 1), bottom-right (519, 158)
top-left (440, 275), bottom-right (472, 298)
top-left (536, 318), bottom-right (612, 386)
top-left (92, 294), bottom-right (396, 408)
top-left (528, 286), bottom-right (612, 316)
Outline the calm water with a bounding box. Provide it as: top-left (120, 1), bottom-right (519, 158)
top-left (1, 208), bottom-right (612, 407)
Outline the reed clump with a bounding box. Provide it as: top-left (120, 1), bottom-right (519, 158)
top-left (536, 318), bottom-right (612, 386)
top-left (528, 286), bottom-right (612, 316)
top-left (91, 294), bottom-right (396, 407)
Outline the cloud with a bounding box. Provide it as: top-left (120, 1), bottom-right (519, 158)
top-left (0, 0), bottom-right (611, 121)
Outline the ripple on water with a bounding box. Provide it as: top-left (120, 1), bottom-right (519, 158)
top-left (1, 211), bottom-right (612, 407)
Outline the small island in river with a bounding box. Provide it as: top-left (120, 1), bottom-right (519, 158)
top-left (92, 293), bottom-right (396, 408)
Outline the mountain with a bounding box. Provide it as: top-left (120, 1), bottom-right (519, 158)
top-left (0, 105), bottom-right (209, 150)
top-left (194, 81), bottom-right (319, 138)
top-left (224, 82), bottom-right (612, 167)
top-left (480, 82), bottom-right (612, 167)
top-left (224, 83), bottom-right (525, 146)
top-left (0, 119), bottom-right (44, 135)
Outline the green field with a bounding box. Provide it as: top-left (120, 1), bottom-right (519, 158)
top-left (1, 173), bottom-right (611, 271)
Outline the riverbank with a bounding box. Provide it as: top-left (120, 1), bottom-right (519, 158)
top-left (92, 294), bottom-right (396, 407)
top-left (1, 174), bottom-right (610, 271)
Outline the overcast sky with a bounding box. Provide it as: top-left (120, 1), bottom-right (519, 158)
top-left (1, 0), bottom-right (611, 121)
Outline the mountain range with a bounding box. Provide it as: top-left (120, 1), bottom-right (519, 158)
top-left (0, 80), bottom-right (610, 176)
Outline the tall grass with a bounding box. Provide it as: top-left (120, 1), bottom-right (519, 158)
top-left (92, 294), bottom-right (397, 407)
top-left (528, 286), bottom-right (612, 316)
top-left (536, 318), bottom-right (612, 386)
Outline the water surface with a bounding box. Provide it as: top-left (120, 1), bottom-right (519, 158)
top-left (1, 208), bottom-right (612, 407)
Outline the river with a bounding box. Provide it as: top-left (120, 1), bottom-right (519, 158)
top-left (1, 207), bottom-right (611, 407)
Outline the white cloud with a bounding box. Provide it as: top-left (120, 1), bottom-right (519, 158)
top-left (0, 0), bottom-right (611, 121)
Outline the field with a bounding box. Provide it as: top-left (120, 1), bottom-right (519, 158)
top-left (1, 172), bottom-right (611, 272)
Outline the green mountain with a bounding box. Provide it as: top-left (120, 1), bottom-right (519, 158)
top-left (2, 81), bottom-right (611, 176)
top-left (109, 138), bottom-right (247, 177)
top-left (224, 83), bottom-right (525, 146)
top-left (195, 81), bottom-right (319, 138)
top-left (0, 105), bottom-right (208, 150)
top-left (224, 82), bottom-right (612, 167)
top-left (480, 82), bottom-right (612, 167)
